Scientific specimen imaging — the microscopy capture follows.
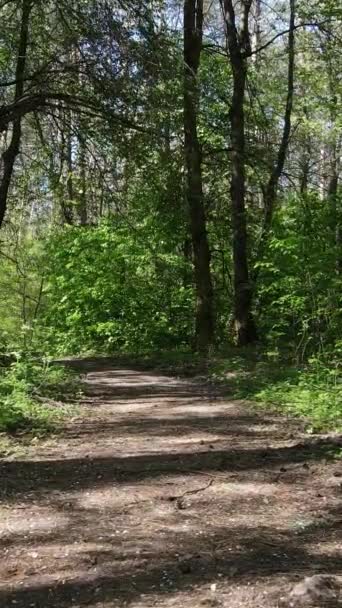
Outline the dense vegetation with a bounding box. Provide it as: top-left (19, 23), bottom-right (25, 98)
top-left (0, 0), bottom-right (341, 433)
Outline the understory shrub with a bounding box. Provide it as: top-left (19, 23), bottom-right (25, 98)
top-left (0, 357), bottom-right (77, 433)
top-left (211, 350), bottom-right (342, 431)
top-left (257, 193), bottom-right (342, 358)
top-left (254, 361), bottom-right (342, 431)
top-left (43, 220), bottom-right (194, 354)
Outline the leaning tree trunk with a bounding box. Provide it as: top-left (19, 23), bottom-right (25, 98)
top-left (222, 0), bottom-right (257, 345)
top-left (254, 0), bottom-right (295, 277)
top-left (184, 0), bottom-right (214, 352)
top-left (0, 0), bottom-right (33, 229)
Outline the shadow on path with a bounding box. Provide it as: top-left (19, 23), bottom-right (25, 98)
top-left (0, 363), bottom-right (341, 608)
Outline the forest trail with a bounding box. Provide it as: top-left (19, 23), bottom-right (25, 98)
top-left (0, 360), bottom-right (341, 608)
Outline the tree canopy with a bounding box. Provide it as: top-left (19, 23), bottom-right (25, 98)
top-left (0, 0), bottom-right (341, 360)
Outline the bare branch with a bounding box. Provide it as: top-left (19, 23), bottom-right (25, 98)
top-left (248, 19), bottom-right (331, 57)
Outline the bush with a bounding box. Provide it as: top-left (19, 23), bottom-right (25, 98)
top-left (257, 193), bottom-right (342, 357)
top-left (254, 360), bottom-right (342, 431)
top-left (42, 220), bottom-right (195, 354)
top-left (210, 350), bottom-right (342, 431)
top-left (0, 356), bottom-right (77, 433)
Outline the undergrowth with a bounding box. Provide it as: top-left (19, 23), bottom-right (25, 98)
top-left (0, 356), bottom-right (79, 435)
top-left (210, 350), bottom-right (342, 432)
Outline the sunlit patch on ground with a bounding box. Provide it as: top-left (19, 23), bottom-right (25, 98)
top-left (0, 364), bottom-right (340, 607)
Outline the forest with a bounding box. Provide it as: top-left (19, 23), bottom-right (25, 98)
top-left (0, 0), bottom-right (341, 431)
top-left (0, 1), bottom-right (341, 606)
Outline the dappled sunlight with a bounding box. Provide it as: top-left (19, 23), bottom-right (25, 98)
top-left (0, 367), bottom-right (340, 608)
top-left (85, 370), bottom-right (191, 389)
top-left (0, 508), bottom-right (69, 539)
top-left (1, 0), bottom-right (340, 599)
top-left (212, 480), bottom-right (277, 497)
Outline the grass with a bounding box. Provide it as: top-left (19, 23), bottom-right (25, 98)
top-left (209, 349), bottom-right (342, 432)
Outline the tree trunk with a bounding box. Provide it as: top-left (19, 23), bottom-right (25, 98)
top-left (298, 102), bottom-right (311, 194)
top-left (299, 143), bottom-right (310, 194)
top-left (78, 137), bottom-right (88, 225)
top-left (327, 131), bottom-right (341, 275)
top-left (184, 0), bottom-right (214, 352)
top-left (255, 0), bottom-right (295, 272)
top-left (326, 64), bottom-right (341, 274)
top-left (60, 116), bottom-right (74, 225)
top-left (221, 0), bottom-right (257, 345)
top-left (0, 0), bottom-right (32, 229)
top-left (252, 0), bottom-right (262, 60)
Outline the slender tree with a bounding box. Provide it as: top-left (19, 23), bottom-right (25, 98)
top-left (220, 0), bottom-right (257, 345)
top-left (184, 0), bottom-right (214, 351)
top-left (255, 0), bottom-right (296, 270)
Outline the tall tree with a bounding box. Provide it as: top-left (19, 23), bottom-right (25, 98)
top-left (184, 0), bottom-right (214, 351)
top-left (0, 0), bottom-right (33, 228)
top-left (255, 0), bottom-right (296, 270)
top-left (220, 0), bottom-right (257, 345)
top-left (221, 0), bottom-right (296, 344)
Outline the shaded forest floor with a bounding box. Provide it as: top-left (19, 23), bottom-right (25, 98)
top-left (0, 358), bottom-right (341, 607)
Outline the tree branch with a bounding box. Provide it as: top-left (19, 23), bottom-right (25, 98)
top-left (248, 19), bottom-right (331, 57)
top-left (253, 0), bottom-right (296, 279)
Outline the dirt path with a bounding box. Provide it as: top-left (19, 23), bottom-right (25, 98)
top-left (0, 360), bottom-right (341, 608)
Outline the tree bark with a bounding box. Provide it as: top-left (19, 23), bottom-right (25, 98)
top-left (0, 0), bottom-right (33, 228)
top-left (327, 115), bottom-right (341, 275)
top-left (78, 136), bottom-right (88, 225)
top-left (221, 0), bottom-right (257, 345)
top-left (254, 0), bottom-right (295, 274)
top-left (184, 0), bottom-right (214, 352)
top-left (252, 0), bottom-right (262, 60)
top-left (326, 54), bottom-right (341, 274)
top-left (299, 142), bottom-right (310, 194)
top-left (60, 119), bottom-right (74, 225)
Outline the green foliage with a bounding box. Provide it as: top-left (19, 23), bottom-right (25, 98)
top-left (0, 357), bottom-right (77, 433)
top-left (256, 193), bottom-right (342, 357)
top-left (211, 351), bottom-right (342, 431)
top-left (0, 235), bottom-right (45, 352)
top-left (43, 220), bottom-right (195, 354)
top-left (0, 0), bottom-right (341, 437)
top-left (255, 363), bottom-right (341, 431)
